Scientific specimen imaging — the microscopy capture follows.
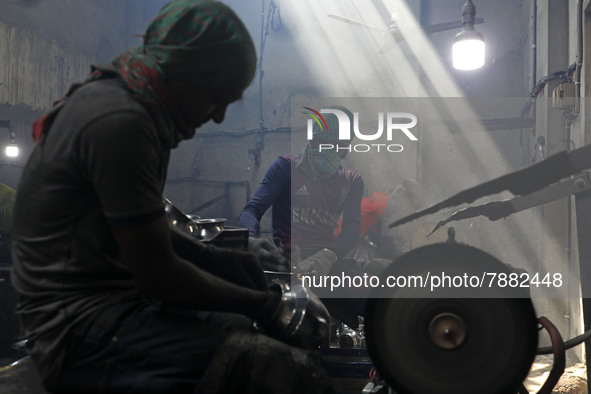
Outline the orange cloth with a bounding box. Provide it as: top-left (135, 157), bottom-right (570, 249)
top-left (335, 191), bottom-right (389, 236)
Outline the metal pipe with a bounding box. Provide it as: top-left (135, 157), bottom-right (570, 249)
top-left (531, 0), bottom-right (537, 93)
top-left (565, 117), bottom-right (572, 288)
top-left (194, 127), bottom-right (291, 139)
top-left (258, 0), bottom-right (266, 129)
top-left (165, 178), bottom-right (252, 206)
top-left (573, 0), bottom-right (583, 117)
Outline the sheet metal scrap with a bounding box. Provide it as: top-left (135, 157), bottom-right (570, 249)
top-left (426, 172), bottom-right (591, 236)
top-left (389, 144), bottom-right (591, 231)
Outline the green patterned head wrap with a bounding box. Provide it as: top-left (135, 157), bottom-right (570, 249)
top-left (143, 0), bottom-right (257, 93)
top-left (297, 107), bottom-right (355, 181)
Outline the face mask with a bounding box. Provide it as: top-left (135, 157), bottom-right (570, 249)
top-left (307, 146), bottom-right (342, 179)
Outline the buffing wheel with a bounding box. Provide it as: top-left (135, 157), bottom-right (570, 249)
top-left (365, 243), bottom-right (538, 394)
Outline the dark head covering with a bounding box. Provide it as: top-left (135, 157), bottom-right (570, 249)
top-left (310, 105), bottom-right (355, 144)
top-left (297, 106), bottom-right (355, 181)
top-left (143, 0), bottom-right (256, 93)
top-left (32, 0), bottom-right (257, 148)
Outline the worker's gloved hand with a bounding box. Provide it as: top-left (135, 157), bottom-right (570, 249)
top-left (254, 283), bottom-right (330, 349)
top-left (252, 284), bottom-right (283, 325)
top-left (170, 224), bottom-right (268, 291)
top-left (248, 237), bottom-right (290, 272)
top-left (295, 248), bottom-right (338, 276)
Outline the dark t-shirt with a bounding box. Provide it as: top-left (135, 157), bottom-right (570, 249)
top-left (0, 183), bottom-right (15, 264)
top-left (238, 155), bottom-right (363, 258)
top-left (0, 182), bottom-right (15, 235)
top-left (11, 78), bottom-right (169, 383)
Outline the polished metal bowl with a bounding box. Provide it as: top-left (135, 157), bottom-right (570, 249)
top-left (194, 218), bottom-right (226, 241)
top-left (163, 198), bottom-right (201, 236)
top-left (163, 199), bottom-right (226, 241)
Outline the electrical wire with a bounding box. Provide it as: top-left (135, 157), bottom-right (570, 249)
top-left (529, 71), bottom-right (564, 97)
top-left (256, 0), bottom-right (280, 129)
top-left (537, 327), bottom-right (591, 355)
top-left (194, 127), bottom-right (292, 138)
top-left (529, 63), bottom-right (577, 98)
top-left (521, 62), bottom-right (578, 126)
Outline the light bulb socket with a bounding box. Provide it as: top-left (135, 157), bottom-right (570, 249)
top-left (461, 0), bottom-right (476, 26)
top-left (453, 25), bottom-right (484, 43)
top-left (453, 0), bottom-right (485, 70)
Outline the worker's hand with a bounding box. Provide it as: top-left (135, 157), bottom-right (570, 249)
top-left (254, 283), bottom-right (330, 349)
top-left (251, 284), bottom-right (283, 326)
top-left (248, 237), bottom-right (290, 272)
top-left (295, 248), bottom-right (337, 276)
top-left (170, 225), bottom-right (268, 291)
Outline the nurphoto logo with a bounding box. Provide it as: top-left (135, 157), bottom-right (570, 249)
top-left (302, 107), bottom-right (418, 153)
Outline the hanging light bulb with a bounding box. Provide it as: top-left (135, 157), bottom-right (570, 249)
top-left (5, 131), bottom-right (18, 158)
top-left (452, 0), bottom-right (485, 70)
top-left (5, 144), bottom-right (18, 158)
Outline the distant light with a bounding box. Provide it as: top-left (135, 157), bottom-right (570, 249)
top-left (452, 35), bottom-right (485, 70)
top-left (452, 0), bottom-right (485, 71)
top-left (5, 144), bottom-right (19, 157)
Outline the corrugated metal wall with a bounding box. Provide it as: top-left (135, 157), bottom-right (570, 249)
top-left (0, 20), bottom-right (93, 111)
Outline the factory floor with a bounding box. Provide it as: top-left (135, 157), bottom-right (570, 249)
top-left (0, 353), bottom-right (589, 393)
top-left (524, 354), bottom-right (587, 393)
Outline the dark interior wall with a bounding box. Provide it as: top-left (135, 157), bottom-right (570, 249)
top-left (0, 0), bottom-right (165, 187)
top-left (0, 1), bottom-right (126, 61)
